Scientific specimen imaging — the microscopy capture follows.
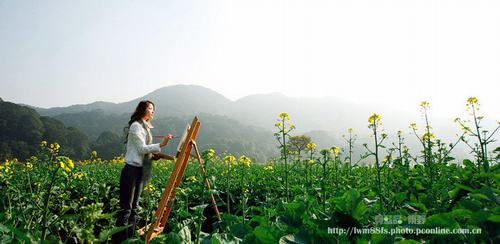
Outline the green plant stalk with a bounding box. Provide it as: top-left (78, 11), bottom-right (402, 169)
top-left (240, 165), bottom-right (246, 224)
top-left (282, 119), bottom-right (289, 201)
top-left (348, 132), bottom-right (353, 174)
top-left (334, 156), bottom-right (339, 188)
top-left (196, 215), bottom-right (203, 244)
top-left (322, 153), bottom-right (327, 210)
top-left (472, 105), bottom-right (489, 174)
top-left (307, 150), bottom-right (313, 186)
top-left (423, 111), bottom-right (434, 184)
top-left (397, 134), bottom-right (409, 179)
top-left (26, 169), bottom-right (33, 194)
top-left (226, 164), bottom-right (231, 215)
top-left (41, 167), bottom-right (59, 241)
top-left (186, 193), bottom-right (189, 212)
top-left (372, 123), bottom-right (384, 212)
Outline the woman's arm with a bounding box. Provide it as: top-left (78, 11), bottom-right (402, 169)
top-left (129, 123), bottom-right (161, 154)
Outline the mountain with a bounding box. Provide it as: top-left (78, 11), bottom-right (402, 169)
top-left (0, 100), bottom-right (90, 160)
top-left (230, 93), bottom-right (370, 135)
top-left (35, 101), bottom-right (118, 117)
top-left (53, 110), bottom-right (278, 161)
top-left (34, 85), bottom-right (409, 134)
top-left (31, 84), bottom-right (497, 161)
top-left (36, 85), bottom-right (233, 118)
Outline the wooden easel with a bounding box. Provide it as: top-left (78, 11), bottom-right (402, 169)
top-left (138, 116), bottom-right (221, 243)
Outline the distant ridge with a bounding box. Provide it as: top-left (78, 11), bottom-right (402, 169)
top-left (35, 84), bottom-right (233, 118)
top-left (25, 84), bottom-right (488, 161)
top-left (33, 84), bottom-right (461, 136)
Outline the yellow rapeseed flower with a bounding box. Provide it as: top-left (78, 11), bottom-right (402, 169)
top-left (306, 143), bottom-right (317, 151)
top-left (422, 133), bottom-right (435, 141)
top-left (1, 160), bottom-right (9, 174)
top-left (40, 141), bottom-right (48, 147)
top-left (59, 161), bottom-right (71, 173)
top-left (263, 165), bottom-right (273, 171)
top-left (206, 149), bottom-right (215, 159)
top-left (368, 113), bottom-right (382, 125)
top-left (73, 172), bottom-right (85, 180)
top-left (275, 112), bottom-right (295, 132)
top-left (25, 162), bottom-right (33, 170)
top-left (409, 123), bottom-right (418, 131)
top-left (308, 159), bottom-right (315, 166)
top-left (420, 101), bottom-right (430, 109)
top-left (223, 155), bottom-right (237, 167)
top-left (279, 112), bottom-right (289, 119)
top-left (67, 159), bottom-right (74, 169)
top-left (239, 155), bottom-right (251, 167)
top-left (186, 176), bottom-right (198, 183)
top-left (144, 183), bottom-right (156, 192)
top-left (466, 97), bottom-right (478, 106)
top-left (330, 146), bottom-right (341, 157)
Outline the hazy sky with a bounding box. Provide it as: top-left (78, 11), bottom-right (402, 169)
top-left (0, 0), bottom-right (498, 120)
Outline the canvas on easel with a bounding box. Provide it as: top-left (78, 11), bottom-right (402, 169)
top-left (138, 116), bottom-right (221, 243)
top-left (176, 123), bottom-right (190, 155)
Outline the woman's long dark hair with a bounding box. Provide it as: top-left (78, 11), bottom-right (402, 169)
top-left (124, 100), bottom-right (155, 143)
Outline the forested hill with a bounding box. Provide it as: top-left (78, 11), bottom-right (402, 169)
top-left (0, 100), bottom-right (89, 160)
top-left (14, 84), bottom-right (497, 161)
top-left (35, 85), bottom-right (233, 118)
top-left (33, 84), bottom-right (471, 139)
top-left (1, 99), bottom-right (279, 162)
top-left (51, 110), bottom-right (279, 161)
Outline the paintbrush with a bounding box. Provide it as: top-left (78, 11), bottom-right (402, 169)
top-left (153, 135), bottom-right (178, 139)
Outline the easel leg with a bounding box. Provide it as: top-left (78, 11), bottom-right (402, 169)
top-left (192, 143), bottom-right (222, 220)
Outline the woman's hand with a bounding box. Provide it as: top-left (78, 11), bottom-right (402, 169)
top-left (152, 153), bottom-right (161, 161)
top-left (160, 134), bottom-right (174, 147)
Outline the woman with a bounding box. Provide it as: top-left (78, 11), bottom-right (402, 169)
top-left (113, 100), bottom-right (173, 243)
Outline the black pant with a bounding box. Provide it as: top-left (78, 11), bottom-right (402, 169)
top-left (112, 164), bottom-right (143, 243)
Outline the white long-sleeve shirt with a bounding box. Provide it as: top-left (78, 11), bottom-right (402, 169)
top-left (124, 120), bottom-right (161, 167)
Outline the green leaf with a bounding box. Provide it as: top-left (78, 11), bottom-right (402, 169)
top-left (98, 225), bottom-right (129, 242)
top-left (471, 210), bottom-right (490, 223)
top-left (229, 223), bottom-right (252, 238)
top-left (487, 215), bottom-right (500, 223)
top-left (462, 159), bottom-right (475, 169)
top-left (397, 240), bottom-right (422, 244)
top-left (455, 183), bottom-right (474, 192)
top-left (470, 193), bottom-right (489, 201)
top-left (209, 233), bottom-right (241, 244)
top-left (371, 233), bottom-right (394, 244)
top-left (407, 202), bottom-right (427, 212)
top-left (450, 209), bottom-right (472, 219)
top-left (279, 234), bottom-right (307, 244)
top-left (425, 213), bottom-right (460, 229)
top-left (178, 225), bottom-right (192, 243)
top-left (443, 156), bottom-right (455, 163)
top-left (254, 225), bottom-right (279, 243)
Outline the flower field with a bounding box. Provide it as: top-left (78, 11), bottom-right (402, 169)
top-left (1, 98), bottom-right (499, 243)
